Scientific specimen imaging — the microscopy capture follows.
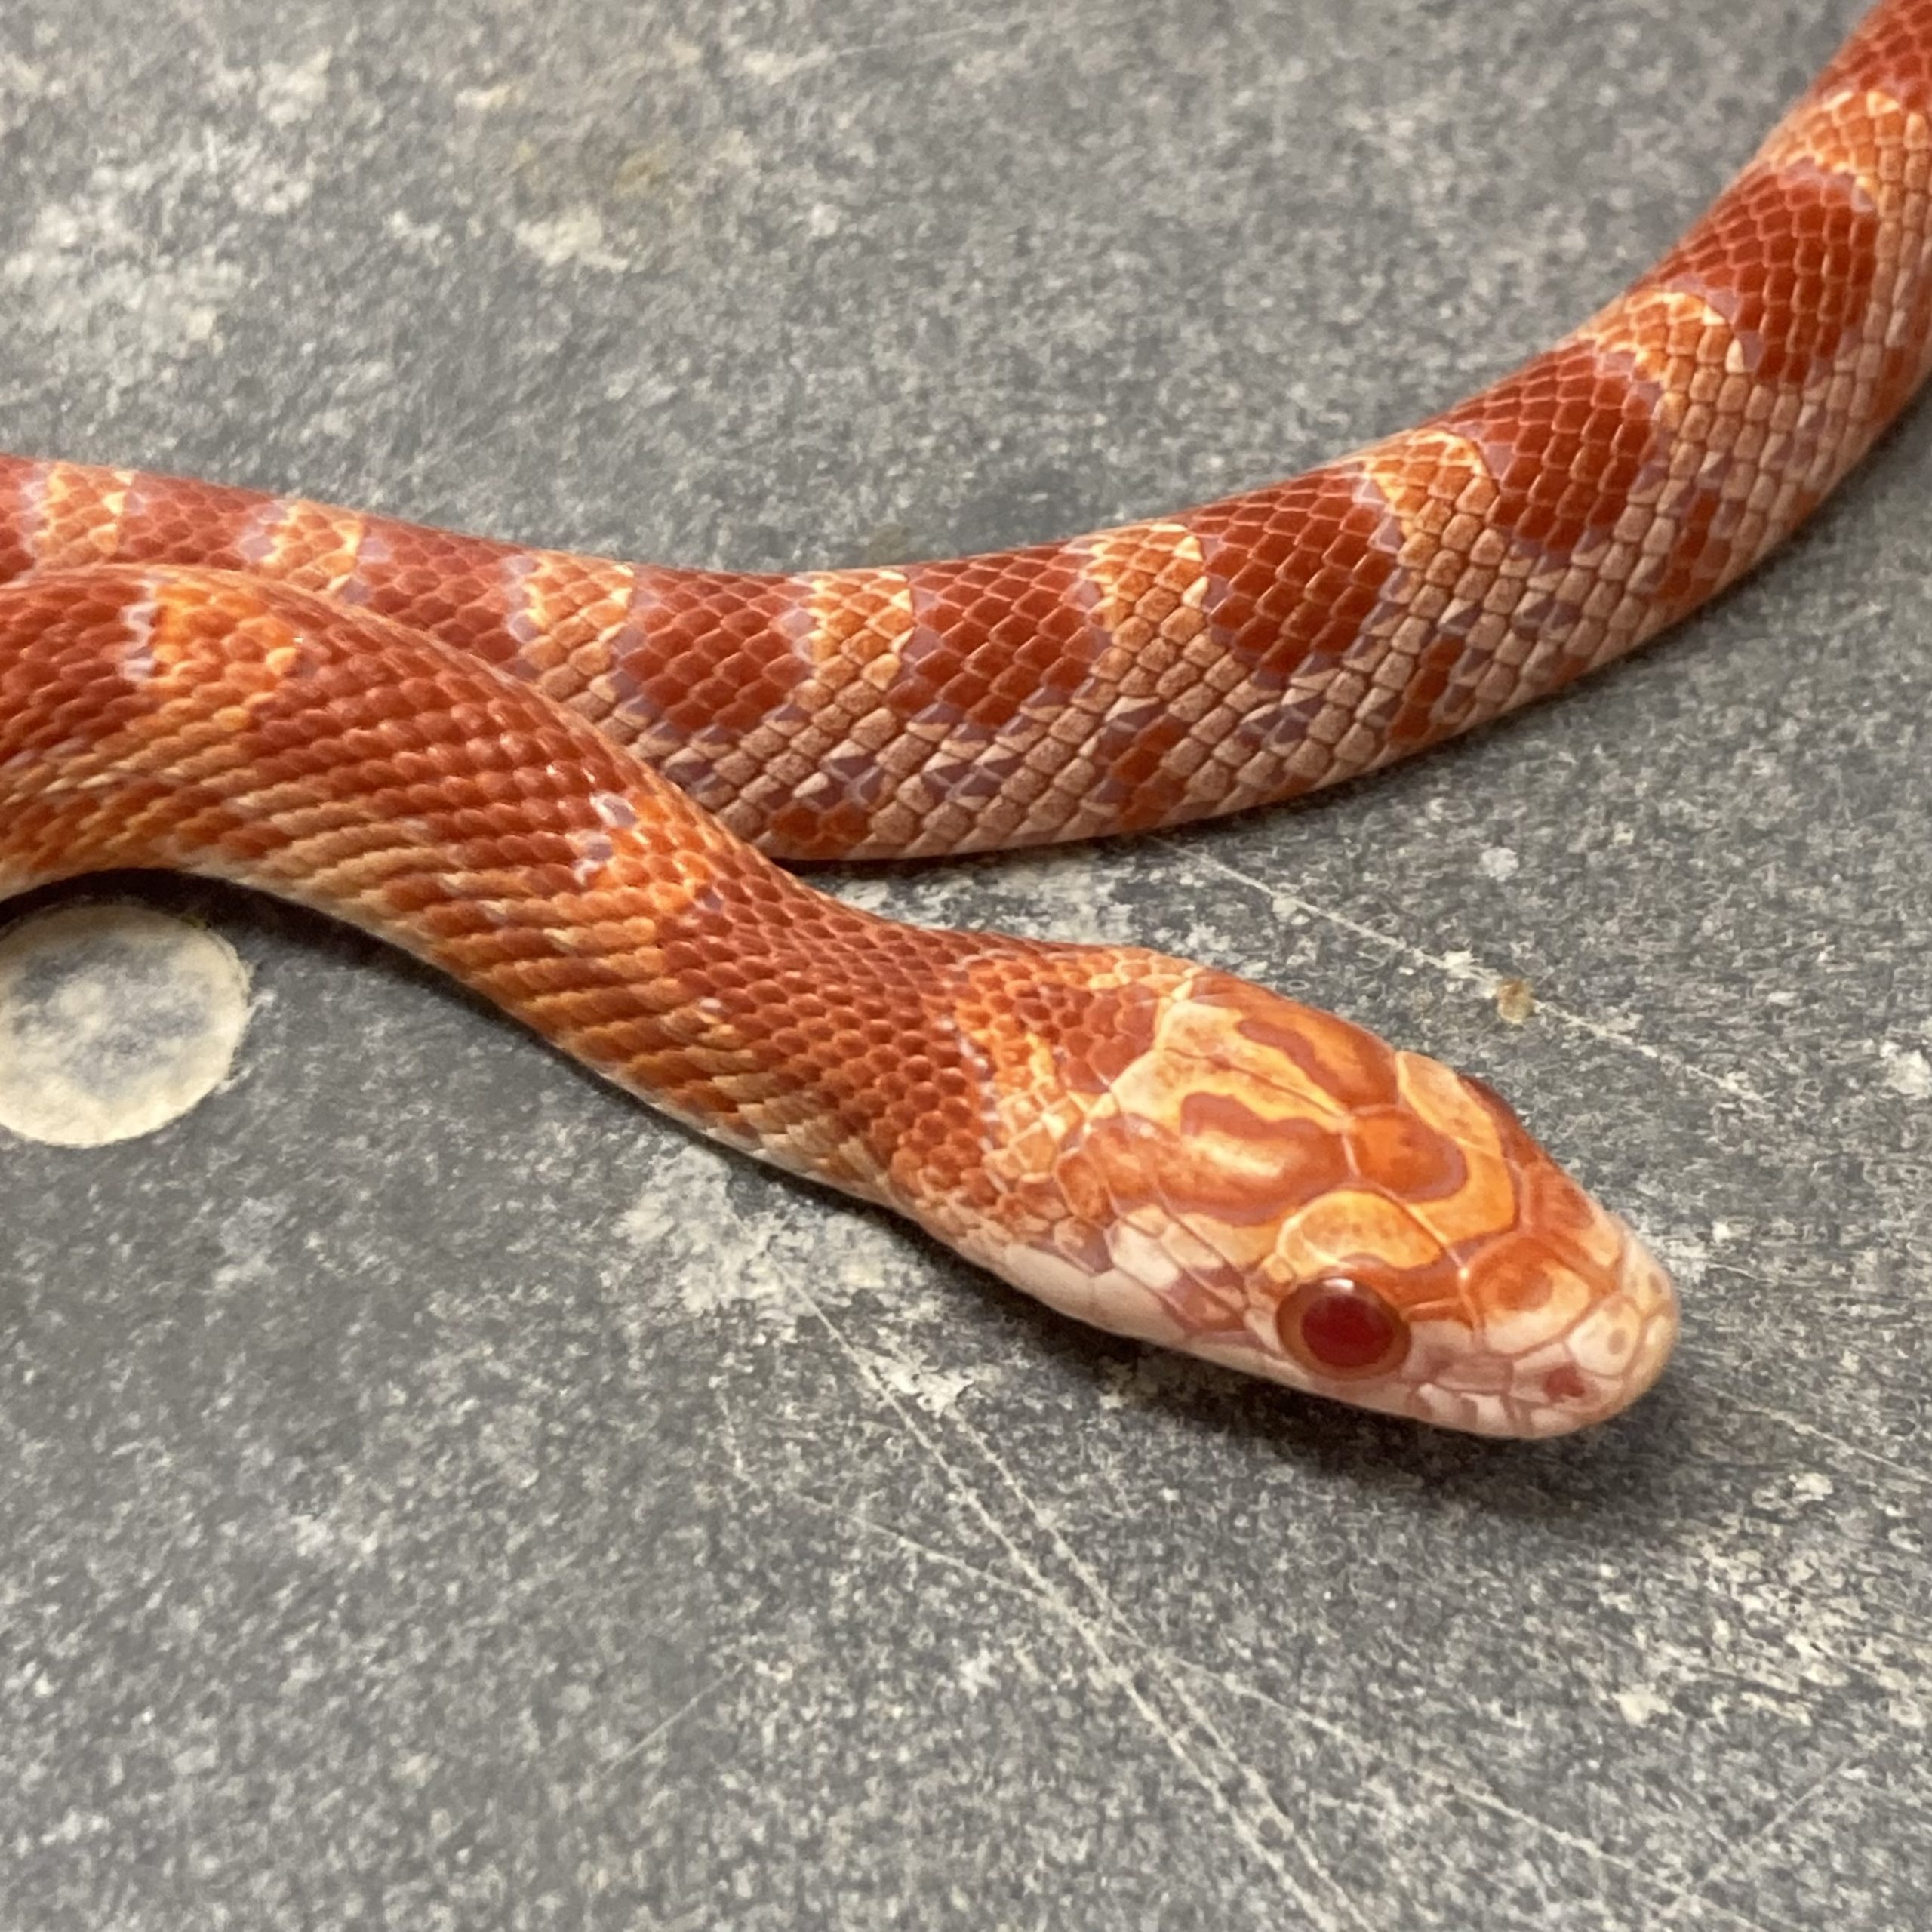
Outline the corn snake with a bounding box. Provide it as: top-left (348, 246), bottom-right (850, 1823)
top-left (6, 0), bottom-right (1930, 1435)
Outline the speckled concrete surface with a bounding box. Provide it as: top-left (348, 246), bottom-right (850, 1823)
top-left (2, 2), bottom-right (1928, 1927)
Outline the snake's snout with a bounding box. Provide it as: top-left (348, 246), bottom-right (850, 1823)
top-left (1495, 1223), bottom-right (1680, 1439)
top-left (1400, 1218), bottom-right (1682, 1439)
top-left (1387, 1072), bottom-right (1682, 1438)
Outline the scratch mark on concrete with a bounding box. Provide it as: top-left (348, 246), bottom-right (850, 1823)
top-left (780, 1448), bottom-right (1869, 1932)
top-left (606, 1666), bottom-right (735, 1775)
top-left (1652, 1749), bottom-right (1868, 1927)
top-left (1183, 1655), bottom-right (1651, 1881)
top-left (1716, 1395), bottom-right (1930, 1490)
top-left (786, 1492), bottom-right (1050, 1605)
top-left (789, 1289), bottom-right (1374, 1931)
top-left (1173, 844), bottom-right (1775, 1115)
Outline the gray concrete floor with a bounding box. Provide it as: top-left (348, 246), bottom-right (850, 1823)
top-left (2, 2), bottom-right (1928, 1927)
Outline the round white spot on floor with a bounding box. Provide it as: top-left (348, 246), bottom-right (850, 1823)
top-left (0, 903), bottom-right (251, 1146)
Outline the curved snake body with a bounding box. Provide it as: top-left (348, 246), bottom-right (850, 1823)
top-left (5, 0), bottom-right (1931, 1434)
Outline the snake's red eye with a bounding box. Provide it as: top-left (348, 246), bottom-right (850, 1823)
top-left (1278, 1275), bottom-right (1411, 1380)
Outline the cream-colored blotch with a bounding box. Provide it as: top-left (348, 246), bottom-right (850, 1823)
top-left (0, 903), bottom-right (251, 1146)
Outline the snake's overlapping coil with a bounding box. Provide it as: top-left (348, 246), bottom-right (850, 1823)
top-left (5, 0), bottom-right (1930, 1433)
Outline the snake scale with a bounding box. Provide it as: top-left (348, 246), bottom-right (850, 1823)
top-left (5, 0), bottom-right (1930, 1435)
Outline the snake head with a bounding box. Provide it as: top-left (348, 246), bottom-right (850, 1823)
top-left (961, 957), bottom-right (1678, 1438)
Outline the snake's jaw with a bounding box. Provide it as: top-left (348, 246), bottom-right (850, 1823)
top-left (961, 962), bottom-right (1680, 1438)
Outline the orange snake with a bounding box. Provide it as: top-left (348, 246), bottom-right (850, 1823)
top-left (5, 0), bottom-right (1930, 1435)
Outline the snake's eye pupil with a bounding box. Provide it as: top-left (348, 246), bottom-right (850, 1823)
top-left (1279, 1275), bottom-right (1409, 1378)
top-left (1300, 1283), bottom-right (1398, 1371)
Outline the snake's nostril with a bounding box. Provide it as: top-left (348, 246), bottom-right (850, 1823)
top-left (1542, 1362), bottom-right (1589, 1405)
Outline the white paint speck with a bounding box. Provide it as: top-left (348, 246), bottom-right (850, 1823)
top-left (46, 1808), bottom-right (104, 1846)
top-left (1614, 1687), bottom-right (1671, 1727)
top-left (0, 904), bottom-right (251, 1146)
top-left (1879, 1042), bottom-right (1931, 1100)
top-left (259, 51), bottom-right (330, 126)
top-left (956, 1650), bottom-right (999, 1699)
top-left (384, 210), bottom-right (446, 254)
top-left (740, 47), bottom-right (831, 84)
top-left (512, 208), bottom-right (628, 272)
top-left (1478, 844), bottom-right (1520, 881)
